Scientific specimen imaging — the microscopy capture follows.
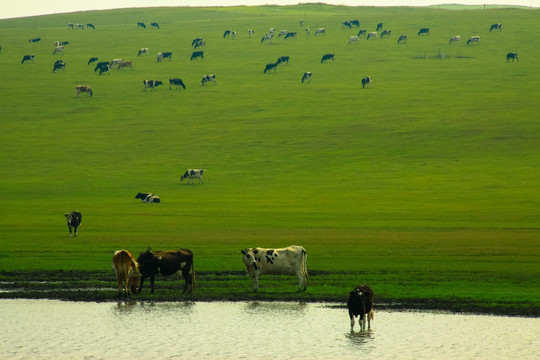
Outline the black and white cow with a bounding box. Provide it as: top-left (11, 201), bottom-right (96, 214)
top-left (381, 29), bottom-right (391, 38)
top-left (194, 39), bottom-right (206, 49)
top-left (29, 38), bottom-right (41, 43)
top-left (157, 52), bottom-right (172, 62)
top-left (223, 30), bottom-right (231, 38)
top-left (248, 29), bottom-right (255, 37)
top-left (201, 74), bottom-right (216, 86)
top-left (362, 76), bottom-right (372, 88)
top-left (264, 62), bottom-right (278, 73)
top-left (137, 247), bottom-right (195, 294)
top-left (151, 22), bottom-right (160, 29)
top-left (135, 192), bottom-right (161, 203)
top-left (301, 72), bottom-right (312, 83)
top-left (169, 78), bottom-right (186, 89)
top-left (94, 61), bottom-right (110, 72)
top-left (284, 32), bottom-right (297, 39)
top-left (138, 48), bottom-right (149, 56)
top-left (87, 23), bottom-right (96, 29)
top-left (347, 284), bottom-right (374, 330)
top-left (398, 35), bottom-right (407, 44)
top-left (321, 53), bottom-right (334, 63)
top-left (52, 60), bottom-right (66, 72)
top-left (143, 80), bottom-right (163, 91)
top-left (506, 52), bottom-right (518, 62)
top-left (367, 32), bottom-right (378, 40)
top-left (88, 57), bottom-right (98, 65)
top-left (315, 28), bottom-right (325, 36)
top-left (137, 22), bottom-right (146, 29)
top-left (418, 27), bottom-right (429, 36)
top-left (192, 37), bottom-right (204, 47)
top-left (449, 35), bottom-right (461, 44)
top-left (277, 56), bottom-right (290, 65)
top-left (241, 245), bottom-right (309, 292)
top-left (490, 23), bottom-right (502, 32)
top-left (191, 51), bottom-right (204, 61)
top-left (358, 29), bottom-right (367, 36)
top-left (65, 211), bottom-right (82, 237)
top-left (98, 64), bottom-right (110, 76)
top-left (180, 169), bottom-right (205, 184)
top-left (467, 36), bottom-right (480, 45)
top-left (342, 21), bottom-right (352, 29)
top-left (76, 85), bottom-right (93, 97)
top-left (21, 54), bottom-right (35, 64)
top-left (350, 19), bottom-right (360, 27)
top-left (261, 34), bottom-right (273, 43)
top-left (55, 41), bottom-right (69, 46)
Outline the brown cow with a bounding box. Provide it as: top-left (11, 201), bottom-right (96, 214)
top-left (76, 85), bottom-right (93, 97)
top-left (112, 249), bottom-right (141, 298)
top-left (117, 60), bottom-right (133, 70)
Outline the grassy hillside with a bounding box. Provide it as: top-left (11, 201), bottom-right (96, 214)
top-left (0, 4), bottom-right (539, 312)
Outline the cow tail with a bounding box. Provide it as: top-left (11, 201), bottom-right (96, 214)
top-left (303, 249), bottom-right (310, 285)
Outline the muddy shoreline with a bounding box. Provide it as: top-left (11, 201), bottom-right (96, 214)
top-left (1, 270), bottom-right (538, 317)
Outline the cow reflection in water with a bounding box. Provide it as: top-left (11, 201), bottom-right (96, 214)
top-left (137, 247), bottom-right (195, 294)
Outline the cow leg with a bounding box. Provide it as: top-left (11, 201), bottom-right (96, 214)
top-left (149, 275), bottom-right (155, 294)
top-left (295, 270), bottom-right (306, 292)
top-left (253, 274), bottom-right (259, 292)
top-left (138, 275), bottom-right (147, 293)
top-left (74, 225), bottom-right (78, 237)
top-left (67, 224), bottom-right (73, 237)
top-left (349, 313), bottom-right (355, 330)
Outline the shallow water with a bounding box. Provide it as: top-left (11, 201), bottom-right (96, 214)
top-left (1, 300), bottom-right (538, 359)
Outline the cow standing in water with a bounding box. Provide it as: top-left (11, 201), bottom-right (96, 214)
top-left (65, 211), bottom-right (82, 236)
top-left (112, 250), bottom-right (141, 298)
top-left (137, 247), bottom-right (195, 294)
top-left (347, 284), bottom-right (374, 330)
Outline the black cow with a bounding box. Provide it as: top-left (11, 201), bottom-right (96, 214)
top-left (418, 27), bottom-right (430, 36)
top-left (88, 57), bottom-right (98, 65)
top-left (277, 56), bottom-right (289, 65)
top-left (376, 22), bottom-right (383, 31)
top-left (506, 52), bottom-right (518, 62)
top-left (137, 22), bottom-right (146, 29)
top-left (350, 19), bottom-right (360, 27)
top-left (137, 247), bottom-right (195, 294)
top-left (169, 78), bottom-right (186, 89)
top-left (321, 53), bottom-right (334, 63)
top-left (358, 29), bottom-right (367, 36)
top-left (490, 23), bottom-right (502, 32)
top-left (342, 21), bottom-right (352, 29)
top-left (347, 284), bottom-right (374, 330)
top-left (94, 61), bottom-right (110, 72)
top-left (284, 32), bottom-right (297, 39)
top-left (98, 64), bottom-right (110, 76)
top-left (21, 54), bottom-right (35, 64)
top-left (201, 74), bottom-right (216, 86)
top-left (87, 23), bottom-right (95, 29)
top-left (29, 38), bottom-right (41, 43)
top-left (223, 30), bottom-right (231, 38)
top-left (264, 62), bottom-right (278, 73)
top-left (192, 37), bottom-right (203, 47)
top-left (362, 76), bottom-right (372, 88)
top-left (191, 51), bottom-right (204, 60)
top-left (151, 22), bottom-right (160, 29)
top-left (143, 80), bottom-right (163, 91)
top-left (398, 35), bottom-right (407, 44)
top-left (52, 60), bottom-right (66, 72)
top-left (157, 52), bottom-right (172, 62)
top-left (65, 211), bottom-right (82, 237)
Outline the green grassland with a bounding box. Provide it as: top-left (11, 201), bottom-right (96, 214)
top-left (0, 4), bottom-right (539, 314)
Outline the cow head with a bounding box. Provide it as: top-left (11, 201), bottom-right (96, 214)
top-left (241, 248), bottom-right (258, 276)
top-left (137, 246), bottom-right (158, 274)
top-left (128, 266), bottom-right (142, 293)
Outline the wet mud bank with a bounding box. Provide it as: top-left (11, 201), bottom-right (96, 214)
top-left (0, 270), bottom-right (537, 317)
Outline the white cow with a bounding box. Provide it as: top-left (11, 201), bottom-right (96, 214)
top-left (241, 245), bottom-right (309, 292)
top-left (315, 27), bottom-right (325, 36)
top-left (367, 32), bottom-right (378, 40)
top-left (449, 35), bottom-right (461, 44)
top-left (348, 36), bottom-right (359, 44)
top-left (53, 46), bottom-right (64, 55)
top-left (467, 36), bottom-right (480, 45)
top-left (180, 169), bottom-right (205, 183)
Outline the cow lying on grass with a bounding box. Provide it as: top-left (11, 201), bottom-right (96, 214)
top-left (135, 192), bottom-right (160, 203)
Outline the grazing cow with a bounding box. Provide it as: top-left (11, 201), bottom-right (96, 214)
top-left (278, 30), bottom-right (288, 37)
top-left (76, 85), bottom-right (93, 97)
top-left (348, 36), bottom-right (359, 44)
top-left (109, 59), bottom-right (123, 69)
top-left (299, 19), bottom-right (304, 27)
top-left (157, 52), bottom-right (172, 62)
top-left (490, 23), bottom-right (502, 32)
top-left (449, 35), bottom-right (461, 44)
top-left (231, 31), bottom-right (237, 39)
top-left (194, 40), bottom-right (205, 49)
top-left (248, 29), bottom-right (255, 37)
top-left (94, 61), bottom-right (110, 72)
top-left (180, 169), bottom-right (205, 184)
top-left (88, 57), bottom-right (98, 65)
top-left (52, 60), bottom-right (66, 72)
top-left (117, 60), bottom-right (133, 70)
top-left (137, 247), bottom-right (195, 294)
top-left (301, 71), bottom-right (312, 83)
top-left (264, 62), bottom-right (279, 73)
top-left (55, 41), bottom-right (69, 46)
top-left (261, 34), bottom-right (273, 43)
top-left (138, 48), bottom-right (149, 56)
top-left (169, 78), bottom-right (186, 89)
top-left (467, 36), bottom-right (480, 45)
top-left (68, 23), bottom-right (74, 29)
top-left (277, 56), bottom-right (289, 65)
top-left (76, 24), bottom-right (84, 30)
top-left (99, 64), bottom-right (110, 76)
top-left (191, 51), bottom-right (204, 61)
top-left (284, 32), bottom-right (297, 39)
top-left (223, 30), bottom-right (231, 38)
top-left (151, 22), bottom-right (160, 29)
top-left (506, 52), bottom-right (519, 62)
top-left (241, 245), bottom-right (309, 292)
top-left (315, 27), bottom-right (325, 36)
top-left (347, 284), bottom-right (374, 330)
top-left (342, 21), bottom-right (352, 29)
top-left (143, 80), bottom-right (163, 91)
top-left (350, 19), bottom-right (360, 27)
top-left (321, 53), bottom-right (334, 63)
top-left (376, 22), bottom-right (383, 31)
top-left (201, 74), bottom-right (216, 86)
top-left (358, 29), bottom-right (367, 36)
top-left (53, 46), bottom-right (64, 55)
top-left (65, 211), bottom-right (82, 237)
top-left (305, 28), bottom-right (310, 35)
top-left (269, 28), bottom-right (275, 34)
top-left (192, 37), bottom-right (203, 47)
top-left (29, 38), bottom-right (41, 43)
top-left (418, 27), bottom-right (430, 36)
top-left (367, 32), bottom-right (378, 40)
top-left (87, 23), bottom-right (95, 29)
top-left (137, 22), bottom-right (146, 29)
top-left (398, 34), bottom-right (407, 44)
top-left (21, 54), bottom-right (35, 64)
top-left (135, 192), bottom-right (161, 203)
top-left (381, 29), bottom-right (391, 38)
top-left (112, 249), bottom-right (141, 298)
top-left (362, 76), bottom-right (372, 88)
